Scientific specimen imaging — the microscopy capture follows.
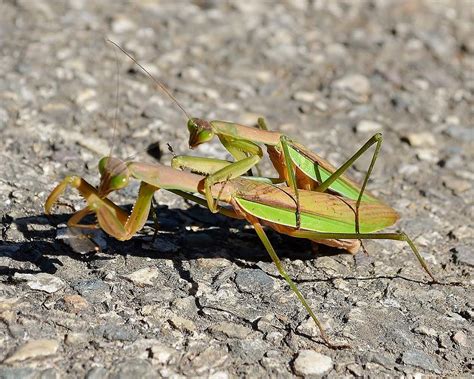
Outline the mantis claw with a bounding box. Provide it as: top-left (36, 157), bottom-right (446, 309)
top-left (45, 176), bottom-right (82, 214)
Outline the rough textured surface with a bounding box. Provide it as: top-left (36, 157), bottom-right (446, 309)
top-left (0, 0), bottom-right (473, 377)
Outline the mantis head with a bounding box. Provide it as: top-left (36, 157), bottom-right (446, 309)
top-left (187, 118), bottom-right (214, 149)
top-left (98, 156), bottom-right (131, 197)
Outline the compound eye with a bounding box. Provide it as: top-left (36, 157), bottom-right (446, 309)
top-left (109, 174), bottom-right (129, 190)
top-left (98, 157), bottom-right (109, 175)
top-left (187, 119), bottom-right (198, 133)
top-left (196, 129), bottom-right (213, 144)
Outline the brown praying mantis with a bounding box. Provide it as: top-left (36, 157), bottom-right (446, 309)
top-left (107, 40), bottom-right (386, 254)
top-left (45, 153), bottom-right (436, 349)
top-left (44, 41), bottom-right (438, 348)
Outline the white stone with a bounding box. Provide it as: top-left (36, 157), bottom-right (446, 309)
top-left (209, 371), bottom-right (229, 379)
top-left (414, 325), bottom-right (438, 337)
top-left (4, 339), bottom-right (59, 363)
top-left (332, 74), bottom-right (371, 102)
top-left (76, 88), bottom-right (96, 104)
top-left (452, 330), bottom-right (468, 347)
top-left (296, 317), bottom-right (320, 337)
top-left (122, 267), bottom-right (159, 286)
top-left (355, 119), bottom-right (383, 133)
top-left (403, 132), bottom-right (436, 147)
top-left (416, 149), bottom-right (438, 162)
top-left (445, 115), bottom-right (460, 125)
top-left (315, 101), bottom-right (328, 111)
top-left (111, 17), bottom-right (136, 33)
top-left (293, 91), bottom-right (317, 103)
top-left (151, 343), bottom-right (176, 364)
top-left (13, 273), bottom-right (65, 293)
top-left (293, 350), bottom-right (333, 376)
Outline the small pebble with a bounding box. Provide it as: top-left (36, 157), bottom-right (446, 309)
top-left (412, 78), bottom-right (429, 90)
top-left (109, 359), bottom-right (156, 379)
top-left (332, 74), bottom-right (371, 102)
top-left (208, 371), bottom-right (229, 379)
top-left (402, 132), bottom-right (437, 147)
top-left (449, 225), bottom-right (473, 240)
top-left (235, 269), bottom-right (274, 294)
top-left (347, 363), bottom-right (364, 376)
top-left (443, 178), bottom-right (471, 194)
top-left (4, 339), bottom-right (59, 363)
top-left (111, 16), bottom-right (136, 33)
top-left (72, 279), bottom-right (110, 303)
top-left (445, 126), bottom-right (474, 142)
top-left (398, 164), bottom-right (419, 176)
top-left (315, 101), bottom-right (328, 111)
top-left (416, 149), bottom-right (438, 162)
top-left (122, 267), bottom-right (160, 286)
top-left (209, 322), bottom-right (252, 339)
top-left (65, 332), bottom-right (89, 346)
top-left (63, 294), bottom-right (89, 313)
top-left (196, 257), bottom-right (230, 269)
top-left (265, 331), bottom-right (284, 344)
top-left (452, 331), bottom-right (468, 347)
top-left (402, 349), bottom-right (441, 373)
top-left (355, 119), bottom-right (383, 133)
top-left (228, 340), bottom-right (266, 364)
top-left (86, 367), bottom-right (108, 379)
top-left (13, 273), bottom-right (65, 294)
top-left (76, 88), bottom-right (96, 104)
top-left (150, 343), bottom-right (176, 365)
top-left (296, 317), bottom-right (320, 337)
top-left (293, 350), bottom-right (333, 376)
top-left (168, 315), bottom-right (196, 332)
top-left (452, 245), bottom-right (474, 267)
top-left (101, 324), bottom-right (138, 342)
top-left (445, 115), bottom-right (460, 125)
top-left (413, 325), bottom-right (438, 337)
top-left (293, 91), bottom-right (317, 103)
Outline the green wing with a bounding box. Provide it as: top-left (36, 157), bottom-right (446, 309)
top-left (287, 144), bottom-right (378, 203)
top-left (235, 183), bottom-right (398, 234)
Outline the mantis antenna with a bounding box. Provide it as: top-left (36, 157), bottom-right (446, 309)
top-left (108, 44), bottom-right (121, 159)
top-left (106, 39), bottom-right (191, 121)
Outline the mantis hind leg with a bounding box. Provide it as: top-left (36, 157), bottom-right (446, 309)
top-left (282, 228), bottom-right (437, 283)
top-left (258, 118), bottom-right (304, 229)
top-left (278, 136), bottom-right (302, 229)
top-left (246, 214), bottom-right (350, 349)
top-left (313, 133), bottom-right (383, 233)
top-left (279, 133), bottom-right (382, 238)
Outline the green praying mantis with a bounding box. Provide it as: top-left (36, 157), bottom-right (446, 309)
top-left (44, 41), bottom-right (438, 348)
top-left (107, 40), bottom-right (385, 254)
top-left (45, 154), bottom-right (436, 349)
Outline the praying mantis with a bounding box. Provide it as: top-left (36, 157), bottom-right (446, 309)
top-left (107, 40), bottom-right (385, 253)
top-left (44, 41), bottom-right (438, 348)
top-left (45, 155), bottom-right (436, 349)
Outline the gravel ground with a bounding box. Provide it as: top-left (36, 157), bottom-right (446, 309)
top-left (0, 0), bottom-right (473, 377)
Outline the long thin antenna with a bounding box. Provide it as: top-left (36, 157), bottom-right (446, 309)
top-left (106, 39), bottom-right (191, 120)
top-left (108, 46), bottom-right (121, 159)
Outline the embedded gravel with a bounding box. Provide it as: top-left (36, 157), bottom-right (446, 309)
top-left (0, 1), bottom-right (473, 377)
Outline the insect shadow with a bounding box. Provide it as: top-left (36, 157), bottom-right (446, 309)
top-left (3, 204), bottom-right (357, 278)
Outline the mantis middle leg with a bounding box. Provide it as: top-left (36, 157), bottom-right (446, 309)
top-left (244, 213), bottom-right (350, 349)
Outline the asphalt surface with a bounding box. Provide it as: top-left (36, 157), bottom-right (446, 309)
top-left (0, 1), bottom-right (473, 377)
